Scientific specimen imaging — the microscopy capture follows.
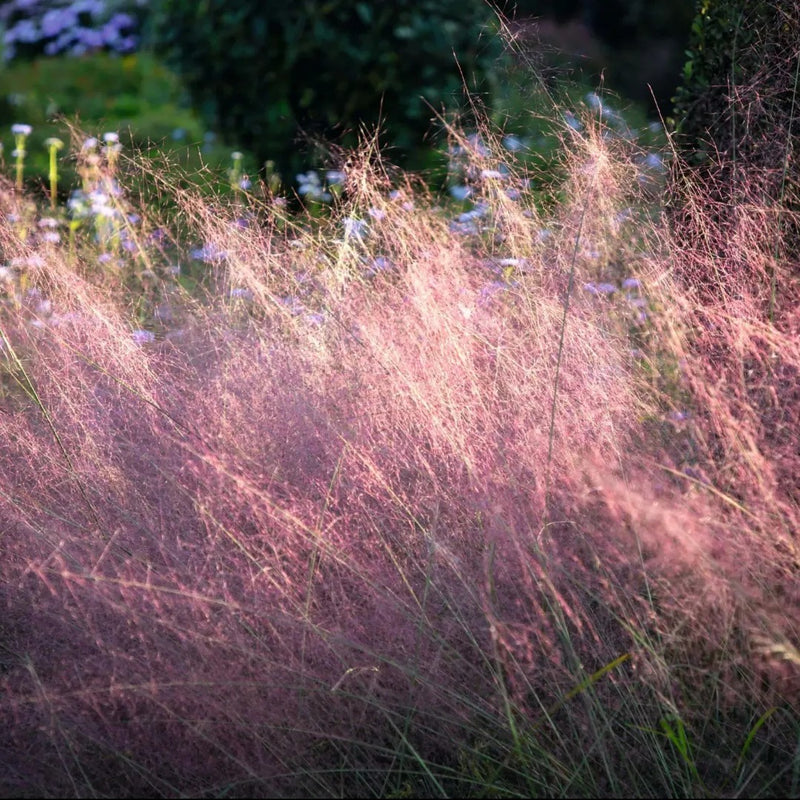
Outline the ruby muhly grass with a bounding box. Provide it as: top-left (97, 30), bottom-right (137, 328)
top-left (0, 99), bottom-right (799, 796)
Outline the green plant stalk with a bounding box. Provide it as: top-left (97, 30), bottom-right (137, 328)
top-left (45, 137), bottom-right (64, 210)
top-left (736, 707), bottom-right (778, 781)
top-left (14, 142), bottom-right (25, 191)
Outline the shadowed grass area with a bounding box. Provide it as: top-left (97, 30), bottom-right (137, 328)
top-left (0, 47), bottom-right (798, 799)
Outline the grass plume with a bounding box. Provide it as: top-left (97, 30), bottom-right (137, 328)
top-left (0, 54), bottom-right (799, 798)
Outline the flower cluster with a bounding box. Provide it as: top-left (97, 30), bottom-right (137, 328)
top-left (0, 0), bottom-right (144, 62)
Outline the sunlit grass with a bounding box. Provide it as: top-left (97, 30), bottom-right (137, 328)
top-left (0, 58), bottom-right (798, 799)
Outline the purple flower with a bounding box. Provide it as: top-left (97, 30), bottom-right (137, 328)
top-left (132, 329), bottom-right (155, 345)
top-left (583, 282), bottom-right (617, 296)
top-left (190, 243), bottom-right (227, 263)
top-left (41, 9), bottom-right (76, 38)
top-left (668, 410), bottom-right (690, 423)
top-left (449, 185), bottom-right (472, 201)
top-left (478, 281), bottom-right (508, 305)
top-left (365, 256), bottom-right (393, 277)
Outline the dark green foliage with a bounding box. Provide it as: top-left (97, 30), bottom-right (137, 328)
top-left (495, 0), bottom-right (695, 110)
top-left (146, 0), bottom-right (503, 181)
top-left (671, 0), bottom-right (800, 307)
top-left (673, 0), bottom-right (800, 175)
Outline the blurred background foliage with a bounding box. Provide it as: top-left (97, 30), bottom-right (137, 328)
top-left (145, 0), bottom-right (505, 184)
top-left (0, 0), bottom-right (754, 199)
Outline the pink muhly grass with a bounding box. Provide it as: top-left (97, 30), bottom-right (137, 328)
top-left (0, 89), bottom-right (798, 796)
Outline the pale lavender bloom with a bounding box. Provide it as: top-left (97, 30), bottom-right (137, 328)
top-left (478, 281), bottom-right (507, 305)
top-left (132, 329), bottom-right (155, 345)
top-left (41, 231), bottom-right (61, 243)
top-left (466, 133), bottom-right (490, 157)
top-left (11, 123), bottom-right (32, 136)
top-left (190, 243), bottom-right (227, 263)
top-left (682, 466), bottom-right (707, 483)
top-left (449, 219), bottom-right (480, 236)
top-left (297, 170), bottom-right (331, 201)
top-left (583, 282), bottom-right (617, 296)
top-left (622, 278), bottom-right (642, 290)
top-left (73, 0), bottom-right (106, 15)
top-left (343, 217), bottom-right (367, 239)
top-left (644, 153), bottom-right (665, 171)
top-left (11, 148), bottom-right (25, 158)
top-left (41, 8), bottom-right (77, 38)
top-left (12, 254), bottom-right (44, 269)
top-left (480, 169), bottom-right (505, 180)
top-left (7, 19), bottom-right (38, 44)
top-left (229, 287), bottom-right (254, 300)
top-left (117, 35), bottom-right (137, 53)
top-left (89, 190), bottom-right (108, 205)
top-left (325, 170), bottom-right (346, 184)
top-left (458, 202), bottom-right (489, 223)
top-left (279, 296), bottom-right (305, 315)
top-left (365, 256), bottom-right (393, 277)
top-left (449, 185), bottom-right (472, 201)
top-left (502, 135), bottom-right (523, 152)
top-left (615, 208), bottom-right (634, 225)
top-left (34, 298), bottom-right (51, 315)
top-left (367, 207), bottom-right (386, 221)
top-left (73, 27), bottom-right (105, 51)
top-left (154, 303), bottom-right (173, 323)
top-left (102, 131), bottom-right (120, 144)
top-left (505, 187), bottom-right (521, 200)
top-left (94, 204), bottom-right (118, 219)
top-left (38, 217), bottom-right (59, 228)
top-left (67, 190), bottom-right (91, 219)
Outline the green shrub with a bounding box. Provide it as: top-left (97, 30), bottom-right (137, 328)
top-left (672, 0), bottom-right (798, 170)
top-left (0, 51), bottom-right (254, 200)
top-left (672, 0), bottom-right (800, 258)
top-left (146, 0), bottom-right (504, 181)
top-left (670, 0), bottom-right (800, 319)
